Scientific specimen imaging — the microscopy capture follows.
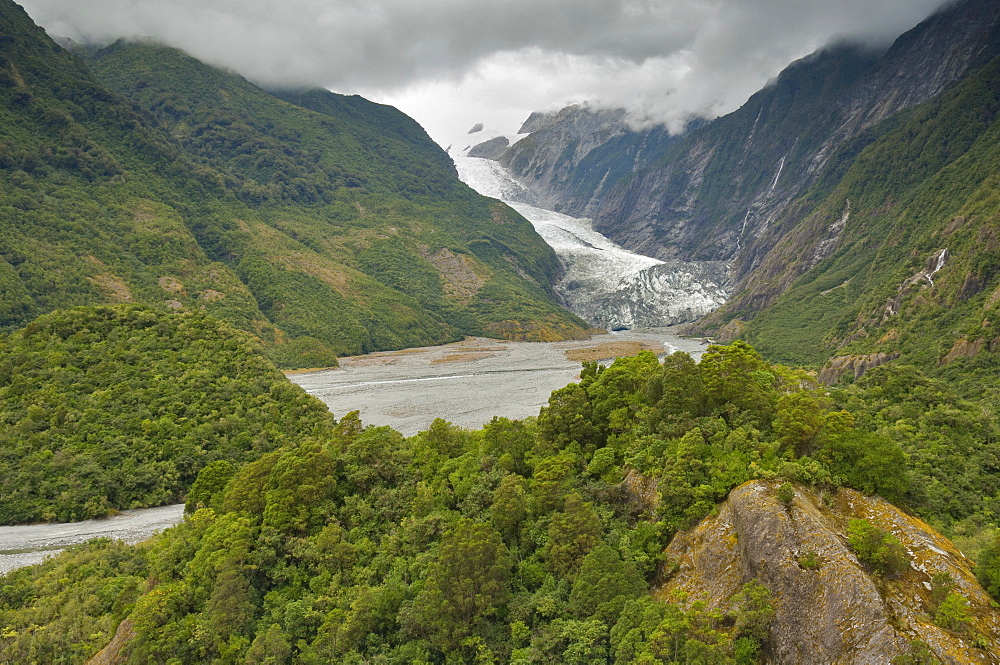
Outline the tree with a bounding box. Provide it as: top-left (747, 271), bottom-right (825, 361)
top-left (774, 391), bottom-right (825, 456)
top-left (185, 460), bottom-right (236, 513)
top-left (245, 623), bottom-right (291, 664)
top-left (776, 482), bottom-right (795, 507)
top-left (545, 492), bottom-right (603, 578)
top-left (489, 474), bottom-right (528, 543)
top-left (934, 592), bottom-right (970, 632)
top-left (819, 431), bottom-right (910, 504)
top-left (847, 519), bottom-right (910, 578)
top-left (700, 341), bottom-right (777, 426)
top-left (537, 383), bottom-right (602, 452)
top-left (413, 519), bottom-right (511, 651)
top-left (974, 531), bottom-right (1000, 600)
top-left (205, 562), bottom-right (256, 641)
top-left (731, 579), bottom-right (775, 646)
top-left (568, 544), bottom-right (645, 623)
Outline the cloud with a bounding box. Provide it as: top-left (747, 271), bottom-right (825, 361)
top-left (19, 0), bottom-right (952, 144)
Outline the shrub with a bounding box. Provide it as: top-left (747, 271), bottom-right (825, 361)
top-left (847, 519), bottom-right (910, 578)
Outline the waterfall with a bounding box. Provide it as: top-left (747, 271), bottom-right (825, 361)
top-left (770, 155), bottom-right (785, 191)
top-left (926, 248), bottom-right (947, 286)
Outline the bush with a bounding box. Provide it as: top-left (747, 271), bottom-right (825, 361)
top-left (847, 519), bottom-right (910, 578)
top-left (776, 482), bottom-right (795, 506)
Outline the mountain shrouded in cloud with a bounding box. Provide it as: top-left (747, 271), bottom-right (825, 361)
top-left (19, 0), bottom-right (951, 144)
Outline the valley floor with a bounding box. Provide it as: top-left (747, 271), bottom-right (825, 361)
top-left (289, 328), bottom-right (706, 436)
top-left (0, 504), bottom-right (184, 574)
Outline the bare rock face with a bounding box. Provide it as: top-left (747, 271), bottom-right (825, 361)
top-left (499, 0), bottom-right (1000, 302)
top-left (468, 136), bottom-right (510, 160)
top-left (657, 480), bottom-right (1000, 664)
top-left (817, 351), bottom-right (900, 385)
top-left (499, 104), bottom-right (634, 213)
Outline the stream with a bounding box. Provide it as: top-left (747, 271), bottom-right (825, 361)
top-left (0, 503), bottom-right (184, 574)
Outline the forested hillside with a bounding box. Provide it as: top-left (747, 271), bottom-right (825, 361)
top-left (0, 305), bottom-right (335, 524)
top-left (731, 47), bottom-right (1000, 392)
top-left (0, 0), bottom-right (588, 369)
top-left (3, 340), bottom-right (1000, 663)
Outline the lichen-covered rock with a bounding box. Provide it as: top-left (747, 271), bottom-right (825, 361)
top-left (656, 480), bottom-right (1000, 664)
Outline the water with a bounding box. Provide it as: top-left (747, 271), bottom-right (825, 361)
top-left (451, 149), bottom-right (730, 329)
top-left (1, 137), bottom-right (730, 575)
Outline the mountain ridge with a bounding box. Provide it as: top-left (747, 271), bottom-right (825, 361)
top-left (0, 3), bottom-right (590, 368)
top-left (490, 0), bottom-right (1000, 376)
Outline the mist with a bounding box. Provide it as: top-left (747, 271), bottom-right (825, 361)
top-left (19, 0), bottom-right (953, 144)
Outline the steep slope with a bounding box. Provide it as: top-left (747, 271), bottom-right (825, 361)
top-left (495, 0), bottom-right (1000, 381)
top-left (660, 480), bottom-right (1000, 663)
top-left (83, 40), bottom-right (590, 348)
top-left (731, 53), bottom-right (1000, 374)
top-left (503, 0), bottom-right (998, 271)
top-left (0, 2), bottom-right (588, 368)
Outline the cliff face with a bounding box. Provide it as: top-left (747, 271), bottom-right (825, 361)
top-left (658, 480), bottom-right (1000, 664)
top-left (499, 104), bottom-right (688, 217)
top-left (499, 0), bottom-right (1000, 272)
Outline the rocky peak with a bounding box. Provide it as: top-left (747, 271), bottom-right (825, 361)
top-left (467, 135), bottom-right (510, 160)
top-left (499, 104), bottom-right (675, 214)
top-left (658, 480), bottom-right (1000, 663)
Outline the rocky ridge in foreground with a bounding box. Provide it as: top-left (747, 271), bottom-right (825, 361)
top-left (659, 480), bottom-right (1000, 663)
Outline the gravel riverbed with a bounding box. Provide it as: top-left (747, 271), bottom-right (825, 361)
top-left (1, 328), bottom-right (707, 574)
top-left (0, 503), bottom-right (184, 574)
top-left (289, 327), bottom-right (706, 436)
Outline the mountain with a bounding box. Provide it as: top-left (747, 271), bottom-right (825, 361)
top-left (0, 2), bottom-right (589, 368)
top-left (493, 0), bottom-right (1000, 379)
top-left (496, 104), bottom-right (689, 217)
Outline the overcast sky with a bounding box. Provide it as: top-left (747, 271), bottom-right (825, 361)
top-left (20, 0), bottom-right (951, 147)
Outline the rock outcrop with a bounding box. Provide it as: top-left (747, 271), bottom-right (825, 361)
top-left (658, 480), bottom-right (1000, 664)
top-left (468, 136), bottom-right (510, 160)
top-left (85, 618), bottom-right (134, 665)
top-left (817, 352), bottom-right (900, 385)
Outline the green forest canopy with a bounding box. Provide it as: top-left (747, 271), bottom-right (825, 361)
top-left (3, 330), bottom-right (999, 663)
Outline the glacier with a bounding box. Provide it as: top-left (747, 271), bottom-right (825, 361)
top-left (452, 144), bottom-right (730, 329)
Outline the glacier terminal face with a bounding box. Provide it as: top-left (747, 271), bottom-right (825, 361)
top-left (453, 149), bottom-right (730, 329)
